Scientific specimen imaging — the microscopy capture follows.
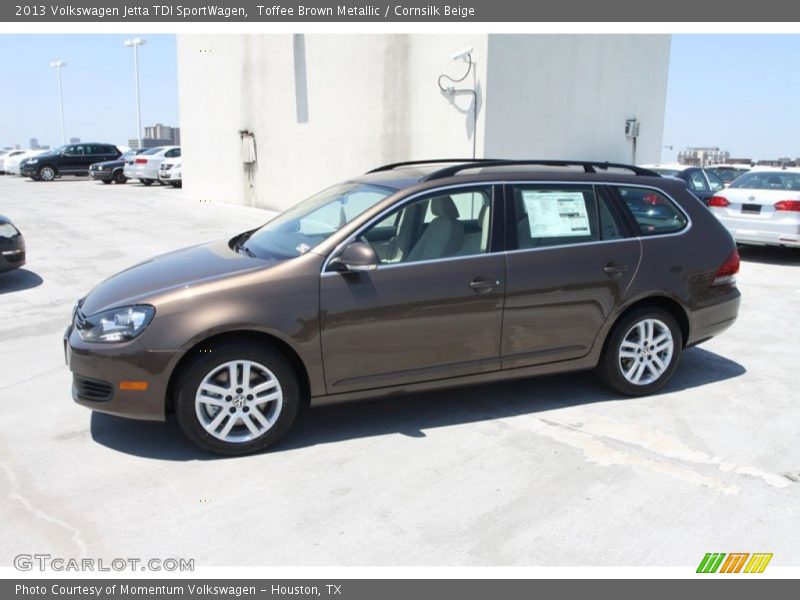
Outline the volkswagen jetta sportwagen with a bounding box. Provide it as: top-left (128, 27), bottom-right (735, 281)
top-left (65, 159), bottom-right (741, 455)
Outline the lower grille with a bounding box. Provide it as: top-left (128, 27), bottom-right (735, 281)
top-left (73, 375), bottom-right (114, 402)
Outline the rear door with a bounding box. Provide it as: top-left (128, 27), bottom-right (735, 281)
top-left (501, 183), bottom-right (640, 369)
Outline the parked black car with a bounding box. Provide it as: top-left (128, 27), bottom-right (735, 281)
top-left (0, 215), bottom-right (25, 273)
top-left (647, 166), bottom-right (725, 205)
top-left (22, 143), bottom-right (121, 181)
top-left (90, 148), bottom-right (146, 185)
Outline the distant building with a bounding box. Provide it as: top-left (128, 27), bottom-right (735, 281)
top-left (756, 158), bottom-right (798, 168)
top-left (144, 123), bottom-right (180, 145)
top-left (29, 137), bottom-right (40, 149)
top-left (128, 137), bottom-right (176, 150)
top-left (69, 137), bottom-right (80, 144)
top-left (128, 124), bottom-right (180, 150)
top-left (677, 146), bottom-right (730, 167)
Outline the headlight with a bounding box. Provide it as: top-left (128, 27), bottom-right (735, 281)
top-left (0, 223), bottom-right (18, 239)
top-left (27, 158), bottom-right (38, 164)
top-left (77, 305), bottom-right (155, 343)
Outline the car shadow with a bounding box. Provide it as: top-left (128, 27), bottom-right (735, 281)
top-left (738, 245), bottom-right (800, 266)
top-left (89, 346), bottom-right (745, 462)
top-left (0, 268), bottom-right (43, 294)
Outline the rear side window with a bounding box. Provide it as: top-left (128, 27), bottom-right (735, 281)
top-left (615, 187), bottom-right (687, 236)
top-left (510, 185), bottom-right (599, 249)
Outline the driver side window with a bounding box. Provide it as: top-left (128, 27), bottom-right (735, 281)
top-left (361, 187), bottom-right (493, 265)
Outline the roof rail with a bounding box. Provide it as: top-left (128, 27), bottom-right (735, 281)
top-left (420, 160), bottom-right (661, 181)
top-left (367, 158), bottom-right (502, 174)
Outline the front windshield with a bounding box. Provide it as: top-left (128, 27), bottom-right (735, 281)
top-left (730, 171), bottom-right (800, 191)
top-left (240, 182), bottom-right (394, 259)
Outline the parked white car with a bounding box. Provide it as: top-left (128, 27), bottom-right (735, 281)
top-left (123, 146), bottom-right (181, 185)
top-left (158, 156), bottom-right (182, 188)
top-left (0, 150), bottom-right (29, 174)
top-left (708, 169), bottom-right (800, 248)
top-left (3, 150), bottom-right (48, 176)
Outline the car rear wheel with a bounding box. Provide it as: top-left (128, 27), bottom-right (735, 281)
top-left (175, 343), bottom-right (300, 455)
top-left (598, 307), bottom-right (682, 396)
top-left (113, 170), bottom-right (127, 184)
top-left (141, 178), bottom-right (153, 186)
top-left (38, 166), bottom-right (56, 182)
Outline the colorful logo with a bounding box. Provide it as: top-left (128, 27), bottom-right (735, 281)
top-left (697, 553), bottom-right (773, 574)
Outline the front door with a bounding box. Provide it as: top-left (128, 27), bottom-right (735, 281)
top-left (501, 183), bottom-right (641, 369)
top-left (320, 185), bottom-right (505, 394)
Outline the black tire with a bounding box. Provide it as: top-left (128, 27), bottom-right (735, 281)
top-left (175, 342), bottom-right (301, 455)
top-left (37, 165), bottom-right (57, 182)
top-left (102, 179), bottom-right (112, 184)
top-left (170, 181), bottom-right (182, 188)
top-left (113, 170), bottom-right (127, 184)
top-left (598, 306), bottom-right (683, 396)
top-left (141, 179), bottom-right (153, 186)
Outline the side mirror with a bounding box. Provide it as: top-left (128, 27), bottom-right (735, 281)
top-left (331, 241), bottom-right (378, 273)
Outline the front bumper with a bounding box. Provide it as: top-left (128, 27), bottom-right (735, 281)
top-left (65, 326), bottom-right (175, 421)
top-left (20, 165), bottom-right (37, 177)
top-left (0, 238), bottom-right (25, 272)
top-left (90, 169), bottom-right (113, 181)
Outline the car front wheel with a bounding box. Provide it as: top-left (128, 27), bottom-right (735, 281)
top-left (175, 343), bottom-right (300, 455)
top-left (113, 170), bottom-right (127, 184)
top-left (141, 178), bottom-right (153, 186)
top-left (599, 307), bottom-right (682, 396)
top-left (38, 166), bottom-right (57, 181)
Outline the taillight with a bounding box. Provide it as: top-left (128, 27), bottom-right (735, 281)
top-left (712, 249), bottom-right (740, 287)
top-left (135, 158), bottom-right (148, 165)
top-left (774, 200), bottom-right (800, 212)
top-left (708, 196), bottom-right (730, 207)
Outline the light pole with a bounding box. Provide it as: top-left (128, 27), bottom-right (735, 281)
top-left (124, 38), bottom-right (147, 149)
top-left (50, 60), bottom-right (67, 145)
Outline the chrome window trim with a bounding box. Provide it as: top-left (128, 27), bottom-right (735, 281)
top-left (320, 180), bottom-right (692, 276)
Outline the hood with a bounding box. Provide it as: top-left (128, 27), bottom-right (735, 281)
top-left (80, 238), bottom-right (284, 315)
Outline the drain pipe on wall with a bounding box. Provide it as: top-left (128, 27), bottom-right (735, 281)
top-left (438, 49), bottom-right (478, 160)
top-left (240, 129), bottom-right (257, 206)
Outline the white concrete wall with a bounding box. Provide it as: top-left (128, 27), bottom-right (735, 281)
top-left (177, 34), bottom-right (488, 211)
top-left (483, 34), bottom-right (671, 164)
top-left (177, 34), bottom-right (670, 211)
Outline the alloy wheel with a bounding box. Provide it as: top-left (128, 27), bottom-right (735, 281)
top-left (618, 318), bottom-right (674, 386)
top-left (39, 167), bottom-right (55, 181)
top-left (194, 360), bottom-right (283, 443)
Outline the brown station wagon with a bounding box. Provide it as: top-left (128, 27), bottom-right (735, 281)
top-left (65, 160), bottom-right (741, 455)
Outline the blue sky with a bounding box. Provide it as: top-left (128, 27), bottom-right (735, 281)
top-left (0, 34), bottom-right (798, 161)
top-left (0, 34), bottom-right (179, 149)
top-left (662, 35), bottom-right (800, 162)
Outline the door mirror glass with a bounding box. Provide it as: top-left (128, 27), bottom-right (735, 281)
top-left (332, 241), bottom-right (378, 272)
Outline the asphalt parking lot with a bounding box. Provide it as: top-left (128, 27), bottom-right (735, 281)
top-left (1, 175), bottom-right (799, 567)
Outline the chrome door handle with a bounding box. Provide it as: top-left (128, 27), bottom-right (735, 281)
top-left (469, 278), bottom-right (501, 292)
top-left (603, 263), bottom-right (629, 276)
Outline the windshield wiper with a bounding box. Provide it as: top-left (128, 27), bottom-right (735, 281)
top-left (233, 234), bottom-right (257, 258)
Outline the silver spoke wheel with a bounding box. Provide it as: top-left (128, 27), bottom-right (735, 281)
top-left (618, 318), bottom-right (674, 386)
top-left (195, 359), bottom-right (283, 443)
top-left (40, 167), bottom-right (55, 181)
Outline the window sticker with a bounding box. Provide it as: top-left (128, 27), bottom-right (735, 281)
top-left (522, 191), bottom-right (591, 238)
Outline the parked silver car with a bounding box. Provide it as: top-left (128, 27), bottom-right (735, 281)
top-left (123, 146), bottom-right (181, 186)
top-left (708, 169), bottom-right (800, 248)
top-left (158, 156), bottom-right (182, 188)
